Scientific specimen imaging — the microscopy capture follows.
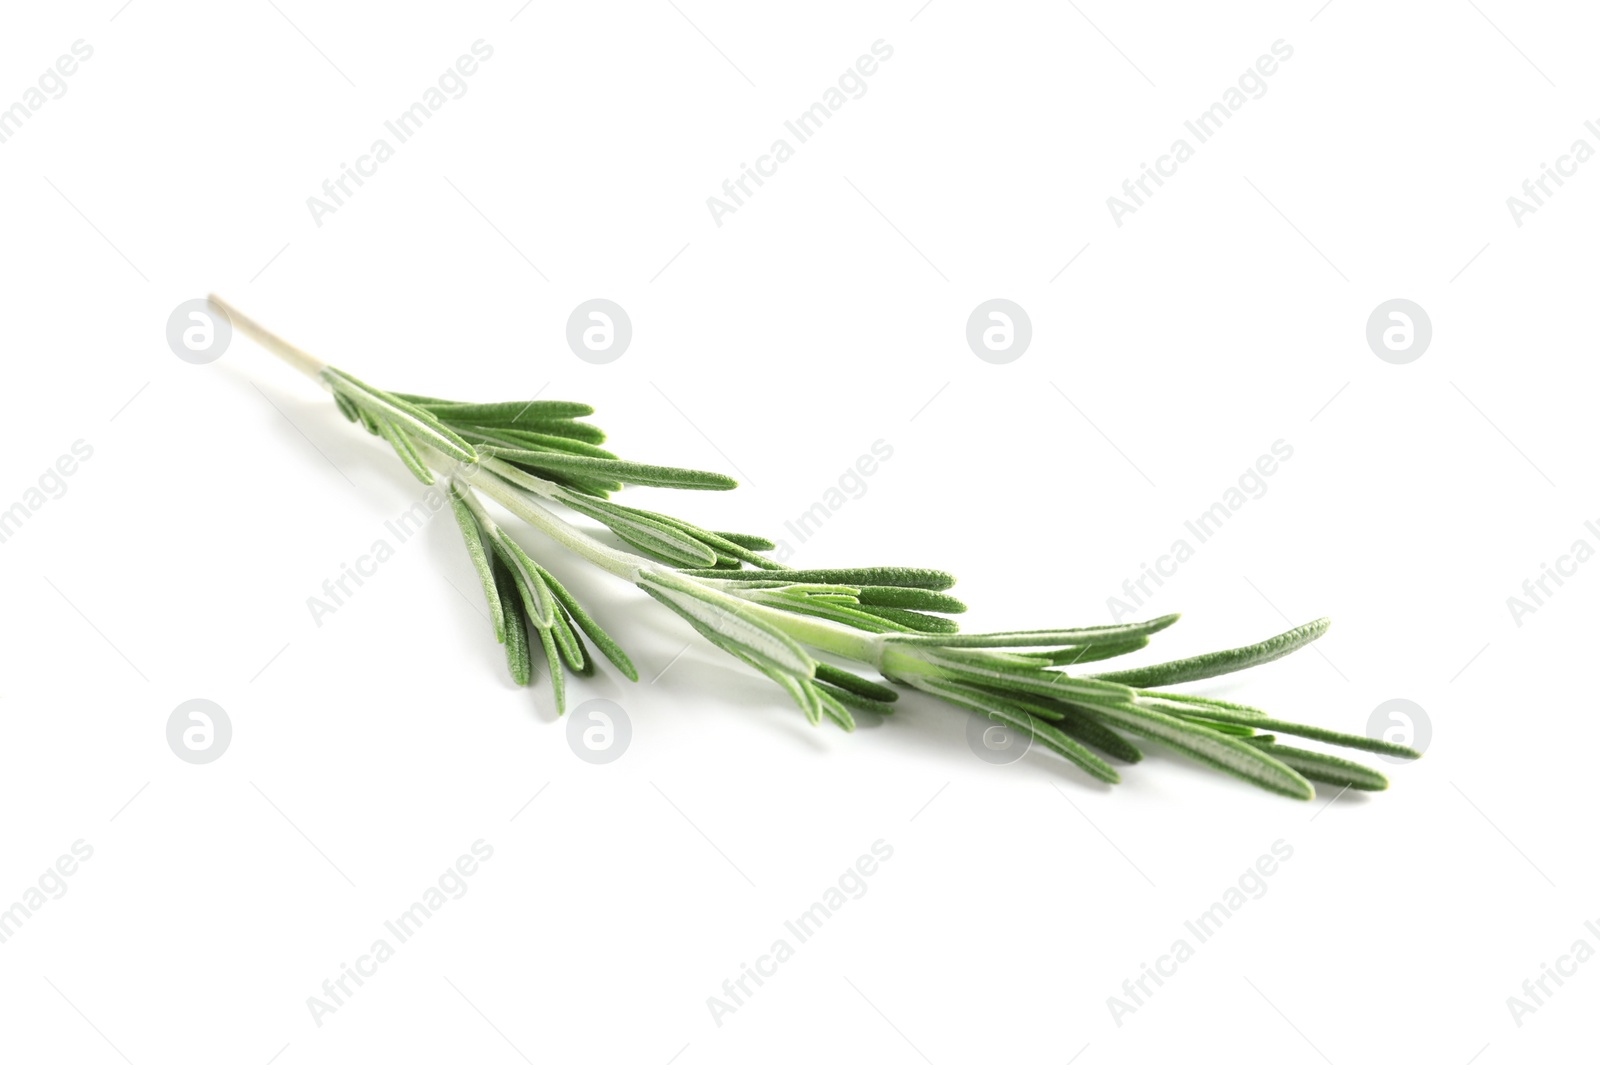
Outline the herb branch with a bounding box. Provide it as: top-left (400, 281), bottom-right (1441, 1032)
top-left (212, 296), bottom-right (1419, 799)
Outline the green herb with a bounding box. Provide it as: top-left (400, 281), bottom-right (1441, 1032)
top-left (213, 296), bottom-right (1421, 799)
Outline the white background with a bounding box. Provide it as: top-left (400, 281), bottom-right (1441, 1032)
top-left (1, 1), bottom-right (1594, 1062)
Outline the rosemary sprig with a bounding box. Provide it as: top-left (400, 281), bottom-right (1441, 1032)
top-left (213, 296), bottom-right (1420, 799)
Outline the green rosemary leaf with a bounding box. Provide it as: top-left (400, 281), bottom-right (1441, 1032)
top-left (554, 492), bottom-right (719, 567)
top-left (1243, 737), bottom-right (1388, 791)
top-left (752, 590), bottom-right (958, 636)
top-left (375, 419), bottom-right (434, 485)
top-left (493, 533), bottom-right (555, 627)
top-left (535, 422), bottom-right (608, 446)
top-left (904, 650), bottom-right (1134, 705)
top-left (958, 685), bottom-right (1141, 769)
top-left (1143, 698), bottom-right (1420, 760)
top-left (331, 384), bottom-right (381, 435)
top-left (468, 417), bottom-right (607, 446)
top-left (814, 662), bottom-right (897, 703)
top-left (713, 531), bottom-right (777, 551)
top-left (611, 534), bottom-right (711, 569)
top-left (571, 636), bottom-right (598, 677)
top-left (487, 449), bottom-right (738, 491)
top-left (333, 391), bottom-right (362, 424)
top-left (554, 604), bottom-right (593, 674)
top-left (785, 674), bottom-right (824, 726)
top-left (1184, 718), bottom-right (1258, 737)
top-left (495, 562), bottom-right (533, 687)
top-left (1020, 637), bottom-right (1151, 666)
top-left (324, 368), bottom-right (477, 465)
top-left (560, 484), bottom-right (618, 501)
top-left (748, 592), bottom-right (905, 634)
top-left (962, 685), bottom-right (1067, 721)
top-left (479, 457), bottom-right (556, 495)
top-left (963, 687), bottom-right (1065, 722)
top-left (447, 485), bottom-right (505, 643)
top-left (395, 396), bottom-right (597, 421)
top-left (816, 680), bottom-right (895, 715)
top-left (913, 677), bottom-right (1119, 784)
top-left (489, 526), bottom-right (570, 709)
top-left (888, 615), bottom-right (1182, 648)
top-left (1137, 692), bottom-right (1267, 716)
top-left (913, 679), bottom-right (1126, 781)
top-left (854, 587), bottom-right (968, 614)
top-left (854, 605), bottom-right (961, 634)
top-left (816, 690), bottom-right (856, 731)
top-left (398, 398), bottom-right (606, 444)
top-left (456, 425), bottom-right (618, 460)
top-left (644, 514), bottom-right (786, 570)
top-left (1054, 708), bottom-right (1144, 763)
top-left (677, 566), bottom-right (956, 590)
top-left (535, 623), bottom-right (567, 714)
top-left (547, 475), bottom-right (627, 499)
top-left (716, 649), bottom-right (822, 724)
top-left (1074, 700), bottom-right (1315, 800)
top-left (536, 564), bottom-right (638, 681)
top-left (345, 396), bottom-right (382, 436)
top-left (1090, 618), bottom-right (1331, 687)
top-left (544, 592), bottom-right (585, 669)
top-left (638, 571), bottom-right (814, 678)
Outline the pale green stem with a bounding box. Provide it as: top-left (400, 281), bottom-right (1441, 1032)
top-left (208, 294), bottom-right (328, 382)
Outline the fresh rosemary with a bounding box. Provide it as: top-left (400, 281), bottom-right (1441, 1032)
top-left (212, 296), bottom-right (1420, 799)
